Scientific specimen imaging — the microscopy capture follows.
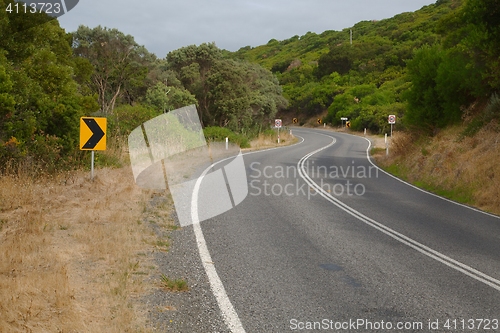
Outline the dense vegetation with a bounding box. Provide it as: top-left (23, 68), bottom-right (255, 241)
top-left (0, 0), bottom-right (98, 171)
top-left (233, 0), bottom-right (500, 134)
top-left (166, 43), bottom-right (287, 134)
top-left (0, 4), bottom-right (286, 172)
top-left (2, 0), bottom-right (499, 172)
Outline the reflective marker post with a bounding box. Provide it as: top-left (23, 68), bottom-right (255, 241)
top-left (385, 133), bottom-right (389, 156)
top-left (341, 117), bottom-right (348, 129)
top-left (275, 119), bottom-right (282, 144)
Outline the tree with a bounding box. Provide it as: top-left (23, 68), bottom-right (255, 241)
top-left (404, 45), bottom-right (445, 132)
top-left (435, 48), bottom-right (482, 119)
top-left (460, 0), bottom-right (500, 91)
top-left (167, 43), bottom-right (223, 123)
top-left (72, 25), bottom-right (155, 114)
top-left (166, 44), bottom-right (287, 133)
top-left (145, 83), bottom-right (197, 112)
top-left (0, 52), bottom-right (16, 142)
top-left (0, 3), bottom-right (98, 170)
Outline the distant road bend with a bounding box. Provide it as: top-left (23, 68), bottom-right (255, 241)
top-left (189, 127), bottom-right (500, 332)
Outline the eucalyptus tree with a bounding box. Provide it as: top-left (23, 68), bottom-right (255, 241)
top-left (72, 25), bottom-right (155, 114)
top-left (167, 43), bottom-right (287, 133)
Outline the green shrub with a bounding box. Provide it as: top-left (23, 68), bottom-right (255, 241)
top-left (109, 104), bottom-right (161, 136)
top-left (203, 126), bottom-right (250, 148)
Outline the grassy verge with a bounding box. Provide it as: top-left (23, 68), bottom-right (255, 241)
top-left (247, 128), bottom-right (298, 150)
top-left (0, 134), bottom-right (185, 332)
top-left (0, 167), bottom-right (157, 332)
top-left (378, 161), bottom-right (474, 205)
top-left (203, 126), bottom-right (299, 150)
top-left (373, 127), bottom-right (500, 215)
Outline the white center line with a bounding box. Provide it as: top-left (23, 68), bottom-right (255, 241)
top-left (297, 132), bottom-right (500, 292)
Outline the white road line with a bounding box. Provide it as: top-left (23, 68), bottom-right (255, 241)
top-left (192, 164), bottom-right (246, 333)
top-left (190, 136), bottom-right (305, 333)
top-left (360, 136), bottom-right (500, 220)
top-left (297, 132), bottom-right (500, 292)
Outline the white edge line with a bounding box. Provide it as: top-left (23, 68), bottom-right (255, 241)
top-left (359, 135), bottom-right (500, 220)
top-left (297, 132), bottom-right (500, 292)
top-left (189, 135), bottom-right (305, 333)
top-left (191, 159), bottom-right (245, 333)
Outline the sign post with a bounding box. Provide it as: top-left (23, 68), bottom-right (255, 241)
top-left (91, 151), bottom-right (95, 179)
top-left (275, 119), bottom-right (282, 144)
top-left (388, 115), bottom-right (396, 136)
top-left (387, 115), bottom-right (396, 156)
top-left (340, 117), bottom-right (348, 128)
top-left (80, 117), bottom-right (107, 180)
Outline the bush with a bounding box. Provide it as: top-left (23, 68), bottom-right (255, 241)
top-left (203, 126), bottom-right (250, 148)
top-left (405, 45), bottom-right (482, 134)
top-left (108, 104), bottom-right (161, 136)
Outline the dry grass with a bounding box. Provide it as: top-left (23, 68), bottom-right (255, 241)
top-left (0, 165), bottom-right (165, 332)
top-left (248, 130), bottom-right (297, 150)
top-left (376, 126), bottom-right (500, 215)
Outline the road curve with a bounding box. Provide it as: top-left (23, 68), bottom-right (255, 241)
top-left (157, 128), bottom-right (500, 332)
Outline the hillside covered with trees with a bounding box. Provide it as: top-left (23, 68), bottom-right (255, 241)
top-left (1, 0), bottom-right (499, 172)
top-left (233, 0), bottom-right (499, 135)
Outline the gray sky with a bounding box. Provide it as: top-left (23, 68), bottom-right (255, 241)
top-left (58, 0), bottom-right (436, 57)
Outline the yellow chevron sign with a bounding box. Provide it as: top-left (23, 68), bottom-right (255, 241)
top-left (80, 117), bottom-right (106, 150)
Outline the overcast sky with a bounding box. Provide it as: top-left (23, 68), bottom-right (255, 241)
top-left (58, 0), bottom-right (436, 58)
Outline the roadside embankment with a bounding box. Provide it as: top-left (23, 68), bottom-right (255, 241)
top-left (373, 125), bottom-right (500, 216)
top-left (0, 166), bottom-right (170, 332)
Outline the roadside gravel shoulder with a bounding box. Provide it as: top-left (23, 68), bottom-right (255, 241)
top-left (141, 191), bottom-right (230, 333)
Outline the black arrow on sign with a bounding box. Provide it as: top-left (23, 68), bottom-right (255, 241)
top-left (82, 118), bottom-right (105, 149)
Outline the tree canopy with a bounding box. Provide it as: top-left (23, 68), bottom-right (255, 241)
top-left (0, 0), bottom-right (98, 171)
top-left (3, 0), bottom-right (499, 172)
top-left (0, 11), bottom-right (287, 171)
top-left (72, 25), bottom-right (155, 115)
top-left (166, 43), bottom-right (287, 134)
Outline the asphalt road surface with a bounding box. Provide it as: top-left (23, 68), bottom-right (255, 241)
top-left (155, 128), bottom-right (500, 333)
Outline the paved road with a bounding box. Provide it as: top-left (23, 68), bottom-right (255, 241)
top-left (156, 128), bottom-right (500, 332)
